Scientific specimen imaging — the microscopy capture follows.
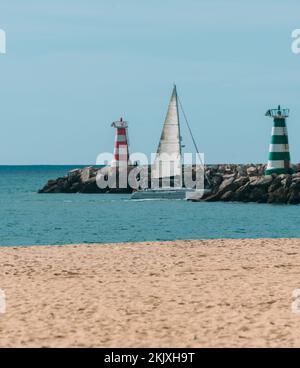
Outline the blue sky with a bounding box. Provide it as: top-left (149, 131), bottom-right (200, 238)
top-left (0, 0), bottom-right (299, 164)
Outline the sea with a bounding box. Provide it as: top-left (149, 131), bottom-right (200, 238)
top-left (0, 165), bottom-right (300, 246)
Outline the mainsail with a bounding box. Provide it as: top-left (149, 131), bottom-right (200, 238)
top-left (152, 85), bottom-right (182, 180)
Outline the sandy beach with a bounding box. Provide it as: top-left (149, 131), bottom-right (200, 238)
top-left (1, 238), bottom-right (300, 348)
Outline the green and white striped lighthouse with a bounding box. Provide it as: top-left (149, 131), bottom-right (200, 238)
top-left (265, 105), bottom-right (293, 175)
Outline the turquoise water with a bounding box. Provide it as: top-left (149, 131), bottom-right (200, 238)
top-left (0, 166), bottom-right (300, 246)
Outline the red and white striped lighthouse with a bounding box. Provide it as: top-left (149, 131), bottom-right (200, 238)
top-left (111, 118), bottom-right (130, 167)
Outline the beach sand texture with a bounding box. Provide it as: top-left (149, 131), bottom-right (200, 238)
top-left (1, 238), bottom-right (300, 347)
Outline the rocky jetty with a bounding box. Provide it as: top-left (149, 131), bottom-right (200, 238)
top-left (38, 163), bottom-right (300, 204)
top-left (38, 165), bottom-right (200, 194)
top-left (38, 166), bottom-right (134, 194)
top-left (199, 163), bottom-right (300, 204)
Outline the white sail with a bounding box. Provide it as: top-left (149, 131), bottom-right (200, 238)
top-left (152, 85), bottom-right (182, 180)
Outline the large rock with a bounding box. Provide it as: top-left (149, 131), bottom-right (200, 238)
top-left (247, 166), bottom-right (258, 176)
top-left (81, 177), bottom-right (106, 193)
top-left (249, 175), bottom-right (273, 187)
top-left (233, 182), bottom-right (251, 201)
top-left (288, 189), bottom-right (300, 204)
top-left (68, 169), bottom-right (81, 184)
top-left (290, 177), bottom-right (300, 190)
top-left (281, 175), bottom-right (292, 188)
top-left (204, 193), bottom-right (221, 202)
top-left (217, 176), bottom-right (236, 194)
top-left (80, 167), bottom-right (93, 183)
top-left (237, 165), bottom-right (247, 177)
top-left (248, 187), bottom-right (268, 203)
top-left (210, 174), bottom-right (223, 189)
top-left (220, 191), bottom-right (234, 201)
top-left (268, 187), bottom-right (288, 204)
top-left (234, 176), bottom-right (249, 187)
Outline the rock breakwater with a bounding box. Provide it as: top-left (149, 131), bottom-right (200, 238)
top-left (38, 164), bottom-right (300, 204)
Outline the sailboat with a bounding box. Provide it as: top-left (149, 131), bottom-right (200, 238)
top-left (131, 85), bottom-right (206, 200)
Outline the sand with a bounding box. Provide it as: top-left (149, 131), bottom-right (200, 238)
top-left (1, 238), bottom-right (300, 347)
